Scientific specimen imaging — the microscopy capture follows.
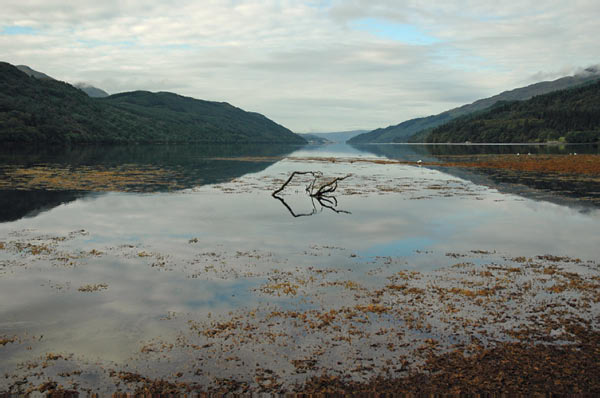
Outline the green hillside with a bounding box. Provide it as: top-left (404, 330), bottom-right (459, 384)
top-left (0, 62), bottom-right (305, 145)
top-left (425, 80), bottom-right (600, 143)
top-left (349, 69), bottom-right (600, 144)
top-left (16, 64), bottom-right (54, 80)
top-left (348, 114), bottom-right (452, 143)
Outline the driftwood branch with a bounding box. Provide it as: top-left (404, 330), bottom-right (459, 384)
top-left (272, 171), bottom-right (322, 196)
top-left (312, 175), bottom-right (351, 197)
top-left (272, 171), bottom-right (351, 199)
top-left (272, 171), bottom-right (352, 217)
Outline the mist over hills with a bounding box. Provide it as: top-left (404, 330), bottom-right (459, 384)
top-left (299, 133), bottom-right (334, 144)
top-left (16, 64), bottom-right (109, 98)
top-left (0, 62), bottom-right (305, 145)
top-left (349, 67), bottom-right (600, 144)
top-left (304, 130), bottom-right (367, 143)
top-left (74, 83), bottom-right (109, 98)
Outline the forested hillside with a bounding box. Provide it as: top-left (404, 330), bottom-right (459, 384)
top-left (349, 68), bottom-right (600, 144)
top-left (0, 62), bottom-right (305, 145)
top-left (426, 81), bottom-right (600, 143)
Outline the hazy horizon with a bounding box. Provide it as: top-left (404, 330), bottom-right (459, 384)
top-left (1, 1), bottom-right (599, 132)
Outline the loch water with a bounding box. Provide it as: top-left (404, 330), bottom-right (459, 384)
top-left (0, 143), bottom-right (599, 390)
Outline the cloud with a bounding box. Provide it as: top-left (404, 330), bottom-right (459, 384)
top-left (1, 0), bottom-right (599, 132)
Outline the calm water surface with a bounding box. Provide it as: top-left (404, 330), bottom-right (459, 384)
top-left (0, 143), bottom-right (598, 391)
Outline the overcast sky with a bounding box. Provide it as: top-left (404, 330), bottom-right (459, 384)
top-left (1, 0), bottom-right (599, 132)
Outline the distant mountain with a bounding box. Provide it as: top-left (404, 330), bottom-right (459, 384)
top-left (349, 68), bottom-right (600, 144)
top-left (74, 83), bottom-right (109, 98)
top-left (102, 90), bottom-right (305, 143)
top-left (303, 130), bottom-right (367, 143)
top-left (299, 133), bottom-right (333, 144)
top-left (0, 62), bottom-right (306, 145)
top-left (426, 80), bottom-right (600, 143)
top-left (16, 65), bottom-right (110, 97)
top-left (16, 64), bottom-right (54, 80)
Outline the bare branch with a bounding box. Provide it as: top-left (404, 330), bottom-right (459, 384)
top-left (271, 171), bottom-right (321, 197)
top-left (272, 171), bottom-right (352, 217)
top-left (312, 174), bottom-right (352, 197)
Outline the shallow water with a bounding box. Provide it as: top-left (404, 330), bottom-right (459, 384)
top-left (0, 143), bottom-right (599, 392)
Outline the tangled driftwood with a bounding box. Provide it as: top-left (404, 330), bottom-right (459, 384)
top-left (272, 171), bottom-right (352, 217)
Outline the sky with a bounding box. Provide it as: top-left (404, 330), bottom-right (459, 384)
top-left (1, 0), bottom-right (599, 133)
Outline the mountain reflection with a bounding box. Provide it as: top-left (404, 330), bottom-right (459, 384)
top-left (350, 143), bottom-right (600, 209)
top-left (271, 170), bottom-right (352, 218)
top-left (350, 142), bottom-right (599, 160)
top-left (0, 143), bottom-right (301, 222)
top-left (0, 190), bottom-right (88, 223)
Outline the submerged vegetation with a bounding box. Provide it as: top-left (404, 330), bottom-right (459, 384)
top-left (1, 225), bottom-right (599, 394)
top-left (2, 56), bottom-right (600, 396)
top-left (1, 155), bottom-right (599, 393)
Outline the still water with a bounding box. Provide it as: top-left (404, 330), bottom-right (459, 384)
top-left (0, 143), bottom-right (599, 392)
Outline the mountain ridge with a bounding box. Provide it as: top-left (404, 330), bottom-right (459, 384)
top-left (349, 69), bottom-right (600, 144)
top-left (0, 62), bottom-right (306, 145)
top-left (425, 80), bottom-right (600, 143)
top-left (15, 65), bottom-right (54, 80)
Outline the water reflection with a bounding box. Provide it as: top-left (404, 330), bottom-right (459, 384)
top-left (350, 143), bottom-right (600, 208)
top-left (0, 190), bottom-right (88, 222)
top-left (271, 170), bottom-right (352, 217)
top-left (351, 142), bottom-right (599, 158)
top-left (0, 142), bottom-right (303, 166)
top-left (272, 192), bottom-right (351, 218)
top-left (1, 143), bottom-right (600, 392)
top-left (0, 144), bottom-right (302, 222)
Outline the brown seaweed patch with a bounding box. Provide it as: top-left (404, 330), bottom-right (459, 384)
top-left (537, 254), bottom-right (582, 263)
top-left (296, 331), bottom-right (600, 395)
top-left (77, 283), bottom-right (108, 292)
top-left (0, 164), bottom-right (189, 192)
top-left (3, 248), bottom-right (600, 394)
top-left (259, 281), bottom-right (299, 296)
top-left (442, 154), bottom-right (600, 176)
top-left (280, 154), bottom-right (600, 177)
top-left (0, 335), bottom-right (18, 346)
